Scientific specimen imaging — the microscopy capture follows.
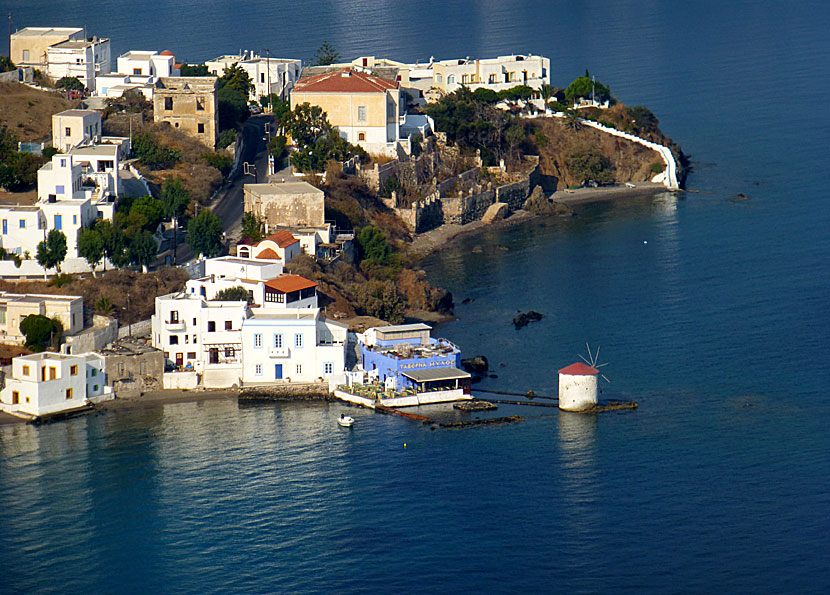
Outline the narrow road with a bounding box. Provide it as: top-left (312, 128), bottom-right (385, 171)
top-left (158, 115), bottom-right (270, 266)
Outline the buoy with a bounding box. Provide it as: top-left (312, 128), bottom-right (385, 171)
top-left (643, 240), bottom-right (648, 244)
top-left (403, 443), bottom-right (407, 448)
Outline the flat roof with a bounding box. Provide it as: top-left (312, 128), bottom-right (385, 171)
top-left (247, 310), bottom-right (318, 320)
top-left (71, 145), bottom-right (118, 157)
top-left (374, 323), bottom-right (431, 334)
top-left (54, 109), bottom-right (99, 118)
top-left (12, 27), bottom-right (82, 38)
top-left (245, 181), bottom-right (323, 196)
top-left (402, 367), bottom-right (471, 383)
top-left (211, 256), bottom-right (275, 267)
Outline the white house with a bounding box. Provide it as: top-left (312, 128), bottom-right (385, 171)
top-left (46, 35), bottom-right (111, 90)
top-left (238, 230), bottom-right (301, 263)
top-left (95, 50), bottom-right (178, 98)
top-left (206, 52), bottom-right (302, 101)
top-left (52, 109), bottom-right (101, 152)
top-left (151, 291), bottom-right (248, 387)
top-left (431, 54), bottom-right (550, 96)
top-left (0, 352), bottom-right (106, 418)
top-left (240, 310), bottom-right (347, 383)
top-left (185, 256), bottom-right (283, 306)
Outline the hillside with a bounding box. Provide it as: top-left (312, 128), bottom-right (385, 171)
top-left (0, 82), bottom-right (77, 142)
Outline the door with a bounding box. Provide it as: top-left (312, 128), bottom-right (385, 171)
top-left (209, 348), bottom-right (218, 364)
top-left (176, 353), bottom-right (183, 367)
top-left (275, 364), bottom-right (282, 379)
top-left (54, 214), bottom-right (62, 230)
top-left (2, 220), bottom-right (6, 235)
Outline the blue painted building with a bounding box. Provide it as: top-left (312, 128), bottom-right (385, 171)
top-left (359, 324), bottom-right (467, 391)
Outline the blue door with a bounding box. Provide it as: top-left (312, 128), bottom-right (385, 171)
top-left (54, 214), bottom-right (62, 230)
top-left (2, 220), bottom-right (6, 235)
top-left (275, 364), bottom-right (283, 379)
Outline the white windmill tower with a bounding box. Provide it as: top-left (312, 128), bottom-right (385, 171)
top-left (558, 344), bottom-right (610, 411)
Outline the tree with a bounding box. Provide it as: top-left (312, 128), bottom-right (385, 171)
top-left (219, 63), bottom-right (254, 97)
top-left (217, 85), bottom-right (249, 131)
top-left (313, 41), bottom-right (340, 66)
top-left (0, 56), bottom-right (15, 73)
top-left (20, 314), bottom-right (63, 351)
top-left (187, 209), bottom-right (224, 258)
top-left (131, 132), bottom-right (181, 169)
top-left (94, 297), bottom-right (114, 315)
top-left (283, 103), bottom-right (332, 149)
top-left (180, 64), bottom-right (211, 77)
top-left (355, 280), bottom-right (405, 323)
top-left (241, 212), bottom-right (264, 243)
top-left (36, 230), bottom-right (67, 273)
top-left (56, 76), bottom-right (84, 91)
top-left (566, 149), bottom-right (615, 186)
top-left (215, 286), bottom-right (251, 303)
top-left (357, 226), bottom-right (390, 265)
top-left (565, 70), bottom-right (611, 105)
top-left (95, 219), bottom-right (126, 270)
top-left (129, 195), bottom-right (165, 232)
top-left (77, 227), bottom-right (104, 276)
top-left (128, 230), bottom-right (158, 272)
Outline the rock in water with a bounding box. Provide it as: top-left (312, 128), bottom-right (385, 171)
top-left (513, 310), bottom-right (544, 328)
top-left (461, 355), bottom-right (489, 375)
top-left (523, 185), bottom-right (557, 215)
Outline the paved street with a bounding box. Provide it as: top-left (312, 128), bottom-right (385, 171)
top-left (158, 114), bottom-right (271, 266)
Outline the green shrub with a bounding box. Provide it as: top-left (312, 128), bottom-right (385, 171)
top-left (203, 152), bottom-right (233, 176)
top-left (217, 129), bottom-right (237, 150)
top-left (650, 162), bottom-right (665, 174)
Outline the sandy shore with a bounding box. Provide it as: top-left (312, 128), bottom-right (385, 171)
top-left (409, 182), bottom-right (672, 259)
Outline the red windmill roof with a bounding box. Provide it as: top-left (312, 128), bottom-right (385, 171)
top-left (558, 362), bottom-right (600, 376)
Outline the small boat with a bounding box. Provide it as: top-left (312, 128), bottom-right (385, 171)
top-left (337, 414), bottom-right (354, 428)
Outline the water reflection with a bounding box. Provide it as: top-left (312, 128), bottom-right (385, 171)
top-left (557, 411), bottom-right (598, 507)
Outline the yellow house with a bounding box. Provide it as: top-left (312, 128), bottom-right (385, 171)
top-left (290, 68), bottom-right (406, 155)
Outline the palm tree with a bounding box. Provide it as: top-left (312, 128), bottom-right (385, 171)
top-left (564, 109), bottom-right (584, 131)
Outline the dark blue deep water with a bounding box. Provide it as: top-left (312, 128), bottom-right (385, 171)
top-left (3, 1), bottom-right (830, 592)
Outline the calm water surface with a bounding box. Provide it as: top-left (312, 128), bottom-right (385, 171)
top-left (3, 1), bottom-right (830, 593)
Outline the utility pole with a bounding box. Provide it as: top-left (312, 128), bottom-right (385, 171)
top-left (264, 47), bottom-right (271, 113)
top-left (8, 13), bottom-right (12, 58)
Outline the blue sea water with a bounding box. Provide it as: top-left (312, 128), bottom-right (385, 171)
top-left (3, 1), bottom-right (830, 593)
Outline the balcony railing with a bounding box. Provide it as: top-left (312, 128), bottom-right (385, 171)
top-left (165, 320), bottom-right (186, 331)
top-left (269, 346), bottom-right (289, 358)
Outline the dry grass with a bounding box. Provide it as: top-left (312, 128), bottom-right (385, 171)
top-left (0, 82), bottom-right (76, 142)
top-left (0, 189), bottom-right (37, 205)
top-left (0, 267), bottom-right (189, 325)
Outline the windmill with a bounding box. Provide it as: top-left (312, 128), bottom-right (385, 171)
top-left (578, 343), bottom-right (610, 384)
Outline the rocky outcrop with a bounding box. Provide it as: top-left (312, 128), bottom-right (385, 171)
top-left (513, 310), bottom-right (544, 329)
top-left (461, 355), bottom-right (489, 375)
top-left (523, 186), bottom-right (557, 215)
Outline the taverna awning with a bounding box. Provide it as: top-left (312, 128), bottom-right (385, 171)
top-left (402, 367), bottom-right (471, 383)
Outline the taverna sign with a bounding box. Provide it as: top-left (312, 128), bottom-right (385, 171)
top-left (400, 359), bottom-right (453, 370)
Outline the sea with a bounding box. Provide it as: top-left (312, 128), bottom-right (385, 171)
top-left (2, 1), bottom-right (830, 593)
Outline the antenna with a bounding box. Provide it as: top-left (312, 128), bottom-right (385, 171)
top-left (578, 342), bottom-right (611, 383)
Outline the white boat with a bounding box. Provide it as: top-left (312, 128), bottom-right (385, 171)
top-left (337, 414), bottom-right (354, 427)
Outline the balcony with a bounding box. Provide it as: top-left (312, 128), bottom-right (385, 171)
top-left (269, 346), bottom-right (289, 358)
top-left (164, 320), bottom-right (186, 331)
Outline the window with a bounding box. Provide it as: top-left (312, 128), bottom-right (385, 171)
top-left (324, 362), bottom-right (333, 374)
top-left (70, 365), bottom-right (78, 376)
top-left (254, 334), bottom-right (262, 348)
top-left (260, 73), bottom-right (265, 83)
top-left (66, 388), bottom-right (73, 400)
top-left (225, 320), bottom-right (232, 330)
top-left (164, 97), bottom-right (173, 110)
top-left (49, 367), bottom-right (56, 380)
top-left (91, 368), bottom-right (97, 377)
top-left (22, 50), bottom-right (29, 61)
top-left (196, 97), bottom-right (205, 111)
top-left (19, 219), bottom-right (25, 229)
top-left (93, 385), bottom-right (99, 391)
top-left (224, 347), bottom-right (234, 358)
top-left (187, 352), bottom-right (196, 359)
top-left (357, 106), bottom-right (367, 122)
top-left (197, 123), bottom-right (205, 134)
top-left (294, 333), bottom-right (302, 348)
top-left (489, 74), bottom-right (496, 84)
top-left (358, 132), bottom-right (366, 141)
top-left (207, 321), bottom-right (216, 332)
top-left (170, 310), bottom-right (179, 323)
top-left (185, 335), bottom-right (189, 343)
top-left (447, 75), bottom-right (455, 84)
top-left (65, 127), bottom-right (71, 137)
top-left (73, 215), bottom-right (78, 225)
top-left (296, 364), bottom-right (302, 375)
top-left (274, 334), bottom-right (283, 349)
top-left (193, 335), bottom-right (197, 343)
top-left (22, 365), bottom-right (29, 376)
top-left (12, 391), bottom-right (19, 405)
top-left (255, 363), bottom-right (262, 375)
top-left (462, 74), bottom-right (469, 84)
top-left (169, 335), bottom-right (179, 345)
top-left (436, 73), bottom-right (442, 83)
top-left (193, 318), bottom-right (197, 326)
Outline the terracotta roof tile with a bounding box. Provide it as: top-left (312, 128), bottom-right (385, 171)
top-left (294, 68), bottom-right (398, 94)
top-left (558, 362), bottom-right (599, 376)
top-left (264, 275), bottom-right (317, 293)
top-left (255, 248), bottom-right (281, 260)
top-left (257, 230), bottom-right (299, 248)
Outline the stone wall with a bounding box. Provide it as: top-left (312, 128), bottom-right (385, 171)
top-left (65, 315), bottom-right (118, 355)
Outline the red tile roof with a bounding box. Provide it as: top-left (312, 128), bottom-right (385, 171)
top-left (255, 248), bottom-right (281, 260)
top-left (294, 68), bottom-right (398, 94)
top-left (264, 275), bottom-right (317, 293)
top-left (258, 230), bottom-right (299, 248)
top-left (558, 363), bottom-right (600, 376)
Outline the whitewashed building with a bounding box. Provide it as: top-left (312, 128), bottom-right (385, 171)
top-left (45, 35), bottom-right (111, 90)
top-left (95, 50), bottom-right (178, 98)
top-left (185, 256), bottom-right (283, 305)
top-left (237, 231), bottom-right (301, 263)
top-left (206, 52), bottom-right (302, 101)
top-left (431, 54), bottom-right (550, 96)
top-left (240, 310), bottom-right (347, 383)
top-left (0, 352), bottom-right (107, 418)
top-left (52, 109), bottom-right (101, 152)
